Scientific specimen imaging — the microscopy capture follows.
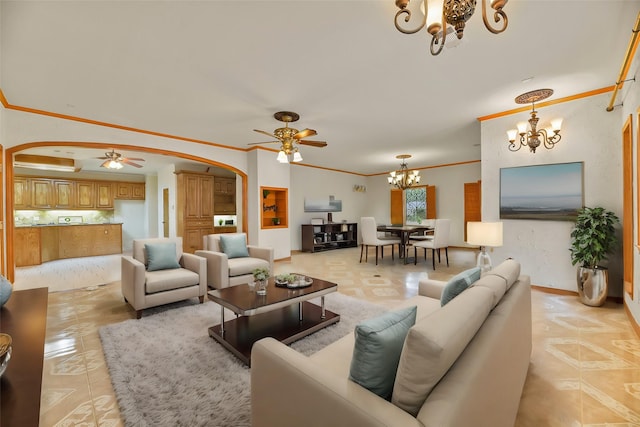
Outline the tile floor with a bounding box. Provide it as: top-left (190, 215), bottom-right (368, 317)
top-left (16, 247), bottom-right (640, 426)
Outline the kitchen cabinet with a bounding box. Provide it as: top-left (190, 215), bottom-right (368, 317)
top-left (14, 177), bottom-right (30, 210)
top-left (53, 180), bottom-right (74, 209)
top-left (30, 178), bottom-right (53, 209)
top-left (176, 171), bottom-right (215, 253)
top-left (115, 182), bottom-right (145, 200)
top-left (15, 176), bottom-right (146, 210)
top-left (14, 227), bottom-right (42, 266)
top-left (14, 224), bottom-right (122, 266)
top-left (75, 181), bottom-right (95, 208)
top-left (214, 177), bottom-right (236, 214)
top-left (96, 182), bottom-right (114, 209)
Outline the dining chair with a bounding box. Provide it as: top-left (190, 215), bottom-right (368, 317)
top-left (412, 218), bottom-right (450, 269)
top-left (359, 217), bottom-right (401, 265)
top-left (408, 219), bottom-right (435, 243)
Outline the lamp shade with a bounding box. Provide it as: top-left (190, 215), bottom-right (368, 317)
top-left (466, 222), bottom-right (503, 247)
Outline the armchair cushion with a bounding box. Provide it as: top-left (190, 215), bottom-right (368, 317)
top-left (219, 234), bottom-right (250, 259)
top-left (228, 257), bottom-right (271, 277)
top-left (145, 268), bottom-right (200, 294)
top-left (145, 242), bottom-right (181, 271)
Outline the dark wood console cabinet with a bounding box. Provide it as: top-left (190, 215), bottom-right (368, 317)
top-left (301, 222), bottom-right (358, 253)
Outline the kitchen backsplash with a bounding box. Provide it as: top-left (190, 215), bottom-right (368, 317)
top-left (15, 210), bottom-right (115, 226)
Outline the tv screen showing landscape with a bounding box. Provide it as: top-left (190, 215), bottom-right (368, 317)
top-left (500, 162), bottom-right (584, 221)
top-left (304, 198), bottom-right (342, 212)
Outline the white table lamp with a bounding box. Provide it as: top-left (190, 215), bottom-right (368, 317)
top-left (466, 222), bottom-right (503, 274)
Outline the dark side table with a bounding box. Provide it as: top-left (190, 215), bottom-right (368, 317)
top-left (1, 287), bottom-right (48, 427)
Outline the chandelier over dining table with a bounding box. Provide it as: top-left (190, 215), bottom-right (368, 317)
top-left (393, 0), bottom-right (509, 56)
top-left (388, 154), bottom-right (421, 190)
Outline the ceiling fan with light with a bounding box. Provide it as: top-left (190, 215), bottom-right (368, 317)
top-left (249, 111), bottom-right (327, 163)
top-left (96, 150), bottom-right (145, 169)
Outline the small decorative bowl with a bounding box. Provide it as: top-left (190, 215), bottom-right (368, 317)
top-left (0, 333), bottom-right (12, 377)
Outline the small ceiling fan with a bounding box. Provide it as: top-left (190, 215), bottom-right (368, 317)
top-left (249, 111), bottom-right (327, 162)
top-left (95, 149), bottom-right (145, 169)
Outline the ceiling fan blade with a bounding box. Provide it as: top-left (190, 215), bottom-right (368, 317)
top-left (122, 159), bottom-right (143, 168)
top-left (298, 140), bottom-right (327, 147)
top-left (254, 129), bottom-right (278, 139)
top-left (247, 141), bottom-right (280, 146)
top-left (94, 156), bottom-right (109, 160)
top-left (294, 128), bottom-right (317, 139)
top-left (124, 157), bottom-right (145, 161)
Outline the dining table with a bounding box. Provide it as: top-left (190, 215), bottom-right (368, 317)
top-left (377, 224), bottom-right (434, 264)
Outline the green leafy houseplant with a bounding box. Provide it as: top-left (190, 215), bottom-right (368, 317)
top-left (252, 267), bottom-right (270, 281)
top-left (570, 206), bottom-right (620, 268)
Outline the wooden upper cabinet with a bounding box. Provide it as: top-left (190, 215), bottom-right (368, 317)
top-left (14, 177), bottom-right (30, 209)
top-left (75, 181), bottom-right (96, 209)
top-left (14, 176), bottom-right (144, 209)
top-left (30, 178), bottom-right (53, 209)
top-left (53, 180), bottom-right (75, 209)
top-left (96, 182), bottom-right (114, 209)
top-left (115, 182), bottom-right (145, 200)
top-left (214, 177), bottom-right (235, 194)
top-left (131, 183), bottom-right (145, 199)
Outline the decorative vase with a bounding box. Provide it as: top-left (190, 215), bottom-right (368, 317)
top-left (256, 280), bottom-right (268, 296)
top-left (577, 266), bottom-right (608, 307)
top-left (0, 275), bottom-right (12, 307)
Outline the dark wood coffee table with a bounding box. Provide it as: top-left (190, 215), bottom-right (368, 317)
top-left (207, 275), bottom-right (339, 366)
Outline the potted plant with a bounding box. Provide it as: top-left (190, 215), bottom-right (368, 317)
top-left (569, 206), bottom-right (620, 306)
top-left (252, 267), bottom-right (270, 295)
top-left (272, 217), bottom-right (280, 226)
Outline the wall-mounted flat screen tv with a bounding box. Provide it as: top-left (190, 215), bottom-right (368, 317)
top-left (500, 161), bottom-right (584, 221)
top-left (304, 197), bottom-right (342, 212)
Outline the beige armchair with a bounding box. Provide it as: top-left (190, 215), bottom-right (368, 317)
top-left (195, 233), bottom-right (274, 289)
top-left (121, 237), bottom-right (207, 319)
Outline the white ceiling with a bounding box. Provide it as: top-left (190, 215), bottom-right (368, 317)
top-left (2, 0), bottom-right (639, 176)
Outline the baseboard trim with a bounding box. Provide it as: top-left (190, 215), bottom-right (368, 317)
top-left (530, 285), bottom-right (624, 304)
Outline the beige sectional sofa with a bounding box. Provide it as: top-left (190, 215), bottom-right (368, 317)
top-left (251, 259), bottom-right (531, 427)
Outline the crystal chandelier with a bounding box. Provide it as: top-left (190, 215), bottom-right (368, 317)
top-left (507, 89), bottom-right (563, 153)
top-left (393, 0), bottom-right (509, 56)
top-left (388, 154), bottom-right (421, 190)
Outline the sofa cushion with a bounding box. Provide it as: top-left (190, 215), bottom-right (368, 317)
top-left (440, 267), bottom-right (481, 306)
top-left (471, 274), bottom-right (508, 308)
top-left (145, 242), bottom-right (181, 271)
top-left (228, 257), bottom-right (270, 277)
top-left (391, 286), bottom-right (494, 416)
top-left (349, 306), bottom-right (417, 400)
top-left (220, 234), bottom-right (250, 259)
top-left (145, 268), bottom-right (200, 294)
top-left (485, 259), bottom-right (521, 290)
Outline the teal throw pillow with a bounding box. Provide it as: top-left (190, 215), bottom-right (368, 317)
top-left (440, 267), bottom-right (481, 306)
top-left (145, 242), bottom-right (181, 271)
top-left (219, 234), bottom-right (249, 259)
top-left (349, 306), bottom-right (417, 400)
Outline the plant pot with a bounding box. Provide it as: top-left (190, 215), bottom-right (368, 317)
top-left (576, 266), bottom-right (608, 307)
top-left (256, 280), bottom-right (268, 295)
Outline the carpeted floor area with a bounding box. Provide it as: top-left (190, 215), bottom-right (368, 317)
top-left (99, 293), bottom-right (386, 427)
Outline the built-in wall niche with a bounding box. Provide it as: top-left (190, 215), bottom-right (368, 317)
top-left (261, 186), bottom-right (288, 229)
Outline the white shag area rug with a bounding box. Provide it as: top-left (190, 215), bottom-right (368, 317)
top-left (99, 292), bottom-right (386, 427)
